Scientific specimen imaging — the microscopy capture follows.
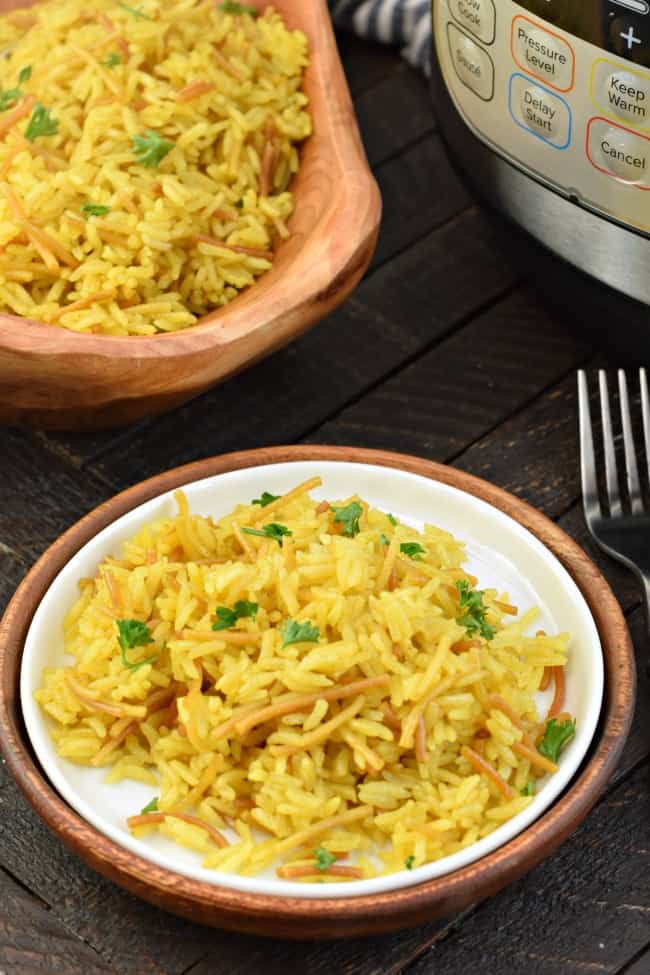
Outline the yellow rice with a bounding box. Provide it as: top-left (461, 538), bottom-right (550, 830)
top-left (0, 0), bottom-right (310, 335)
top-left (35, 478), bottom-right (573, 882)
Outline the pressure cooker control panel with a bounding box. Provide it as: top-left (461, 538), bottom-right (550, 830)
top-left (434, 0), bottom-right (650, 232)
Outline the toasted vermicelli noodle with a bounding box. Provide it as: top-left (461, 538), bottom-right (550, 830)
top-left (0, 0), bottom-right (310, 335)
top-left (35, 479), bottom-right (575, 881)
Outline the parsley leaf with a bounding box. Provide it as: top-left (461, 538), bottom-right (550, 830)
top-left (400, 542), bottom-right (426, 561)
top-left (18, 66), bottom-right (32, 84)
top-left (252, 491), bottom-right (279, 508)
top-left (118, 1), bottom-right (151, 19)
top-left (82, 203), bottom-right (111, 218)
top-left (521, 781), bottom-right (535, 797)
top-left (212, 600), bottom-right (258, 631)
top-left (234, 198), bottom-right (244, 209)
top-left (132, 129), bottom-right (174, 168)
top-left (330, 501), bottom-right (363, 537)
top-left (387, 513), bottom-right (398, 526)
top-left (404, 855), bottom-right (415, 870)
top-left (456, 580), bottom-right (496, 641)
top-left (101, 52), bottom-right (122, 67)
top-left (314, 847), bottom-right (336, 872)
top-left (141, 796), bottom-right (159, 814)
top-left (0, 88), bottom-right (21, 112)
top-left (380, 533), bottom-right (390, 547)
top-left (25, 103), bottom-right (59, 142)
top-left (218, 0), bottom-right (259, 15)
top-left (116, 618), bottom-right (157, 671)
top-left (242, 523), bottom-right (292, 547)
top-left (281, 619), bottom-right (320, 647)
top-left (538, 717), bottom-right (576, 764)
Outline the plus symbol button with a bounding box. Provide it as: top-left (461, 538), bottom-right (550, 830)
top-left (620, 25), bottom-right (643, 50)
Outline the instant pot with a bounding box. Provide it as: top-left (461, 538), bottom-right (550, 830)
top-left (431, 1), bottom-right (650, 356)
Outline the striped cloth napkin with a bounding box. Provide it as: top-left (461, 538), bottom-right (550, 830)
top-left (329, 0), bottom-right (432, 75)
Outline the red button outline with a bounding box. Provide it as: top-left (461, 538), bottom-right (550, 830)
top-left (511, 15), bottom-right (576, 93)
top-left (586, 116), bottom-right (650, 191)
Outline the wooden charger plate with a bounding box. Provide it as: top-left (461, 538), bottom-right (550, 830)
top-left (0, 0), bottom-right (381, 431)
top-left (0, 446), bottom-right (636, 938)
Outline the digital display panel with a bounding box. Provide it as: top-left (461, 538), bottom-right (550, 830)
top-left (513, 1), bottom-right (650, 67)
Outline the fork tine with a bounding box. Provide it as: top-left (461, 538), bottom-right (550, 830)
top-left (640, 367), bottom-right (650, 488)
top-left (599, 370), bottom-right (622, 517)
top-left (618, 370), bottom-right (644, 515)
top-left (578, 370), bottom-right (602, 521)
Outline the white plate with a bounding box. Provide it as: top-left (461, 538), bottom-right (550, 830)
top-left (20, 461), bottom-right (604, 899)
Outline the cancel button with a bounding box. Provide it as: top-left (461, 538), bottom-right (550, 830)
top-left (588, 118), bottom-right (650, 186)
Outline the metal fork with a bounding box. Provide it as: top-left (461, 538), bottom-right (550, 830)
top-left (578, 368), bottom-right (650, 633)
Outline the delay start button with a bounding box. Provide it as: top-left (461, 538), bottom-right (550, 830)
top-left (448, 0), bottom-right (496, 45)
top-left (447, 22), bottom-right (494, 101)
top-left (509, 74), bottom-right (571, 149)
top-left (511, 15), bottom-right (575, 92)
top-left (587, 117), bottom-right (650, 188)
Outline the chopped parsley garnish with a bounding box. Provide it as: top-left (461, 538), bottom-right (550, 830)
top-left (456, 580), bottom-right (495, 641)
top-left (400, 542), bottom-right (426, 561)
top-left (0, 66), bottom-right (32, 112)
top-left (380, 533), bottom-right (390, 547)
top-left (387, 513), bottom-right (398, 526)
top-left (234, 198), bottom-right (244, 209)
top-left (252, 491), bottom-right (279, 508)
top-left (330, 501), bottom-right (363, 538)
top-left (313, 847), bottom-right (336, 872)
top-left (242, 523), bottom-right (292, 547)
top-left (101, 52), bottom-right (122, 67)
top-left (521, 781), bottom-right (535, 797)
top-left (116, 618), bottom-right (157, 671)
top-left (141, 796), bottom-right (159, 814)
top-left (212, 599), bottom-right (258, 631)
top-left (118, 1), bottom-right (151, 19)
top-left (25, 103), bottom-right (59, 142)
top-left (132, 130), bottom-right (174, 168)
top-left (218, 0), bottom-right (259, 15)
top-left (82, 203), bottom-right (111, 218)
top-left (281, 619), bottom-right (320, 647)
top-left (538, 717), bottom-right (576, 764)
top-left (404, 855), bottom-right (416, 870)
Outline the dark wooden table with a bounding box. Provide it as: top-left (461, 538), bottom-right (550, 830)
top-left (1, 32), bottom-right (649, 975)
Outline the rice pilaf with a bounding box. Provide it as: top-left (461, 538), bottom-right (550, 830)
top-left (0, 0), bottom-right (310, 335)
top-left (35, 478), bottom-right (576, 882)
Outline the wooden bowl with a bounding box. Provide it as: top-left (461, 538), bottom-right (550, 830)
top-left (0, 0), bottom-right (381, 431)
top-left (0, 446), bottom-right (636, 939)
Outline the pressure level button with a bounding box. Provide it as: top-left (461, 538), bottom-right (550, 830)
top-left (511, 16), bottom-right (575, 92)
top-left (448, 0), bottom-right (496, 45)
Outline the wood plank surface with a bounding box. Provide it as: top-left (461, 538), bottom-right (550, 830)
top-left (0, 866), bottom-right (115, 975)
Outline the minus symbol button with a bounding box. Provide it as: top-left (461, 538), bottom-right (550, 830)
top-left (610, 0), bottom-right (650, 13)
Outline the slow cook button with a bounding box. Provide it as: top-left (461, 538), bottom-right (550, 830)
top-left (587, 118), bottom-right (650, 186)
top-left (448, 0), bottom-right (496, 45)
top-left (509, 75), bottom-right (571, 148)
top-left (447, 22), bottom-right (494, 101)
top-left (511, 16), bottom-right (575, 92)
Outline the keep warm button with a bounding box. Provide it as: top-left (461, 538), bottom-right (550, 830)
top-left (587, 118), bottom-right (650, 188)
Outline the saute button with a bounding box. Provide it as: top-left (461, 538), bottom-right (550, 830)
top-left (448, 0), bottom-right (496, 45)
top-left (587, 118), bottom-right (650, 186)
top-left (509, 75), bottom-right (571, 148)
top-left (447, 23), bottom-right (494, 101)
top-left (512, 16), bottom-right (575, 92)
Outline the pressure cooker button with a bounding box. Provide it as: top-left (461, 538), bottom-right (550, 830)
top-left (587, 118), bottom-right (650, 187)
top-left (447, 23), bottom-right (494, 101)
top-left (604, 69), bottom-right (650, 126)
top-left (509, 76), bottom-right (572, 149)
top-left (511, 16), bottom-right (575, 92)
top-left (448, 0), bottom-right (496, 45)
